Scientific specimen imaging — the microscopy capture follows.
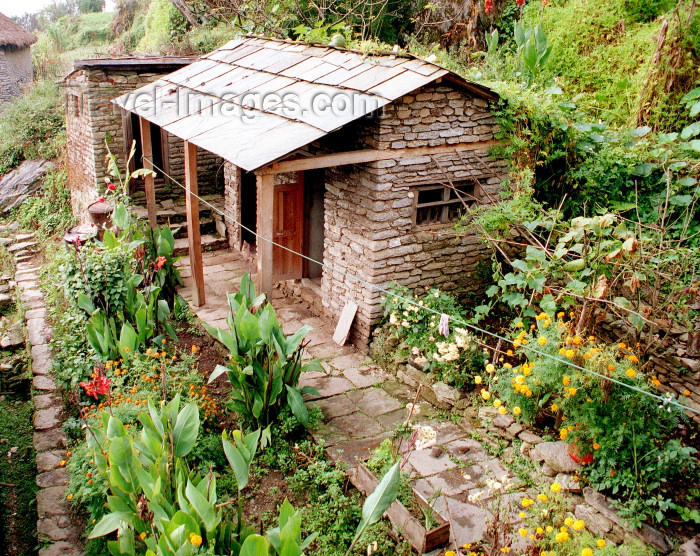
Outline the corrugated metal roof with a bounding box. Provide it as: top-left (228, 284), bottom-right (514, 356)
top-left (113, 36), bottom-right (497, 172)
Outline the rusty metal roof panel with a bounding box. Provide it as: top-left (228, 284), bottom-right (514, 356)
top-left (114, 36), bottom-right (498, 171)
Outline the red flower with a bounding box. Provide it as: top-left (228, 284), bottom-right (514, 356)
top-left (516, 0), bottom-right (526, 5)
top-left (485, 0), bottom-right (493, 13)
top-left (155, 256), bottom-right (167, 270)
top-left (107, 183), bottom-right (116, 191)
top-left (73, 236), bottom-right (82, 248)
top-left (542, 0), bottom-right (549, 5)
top-left (98, 197), bottom-right (105, 203)
top-left (80, 369), bottom-right (111, 400)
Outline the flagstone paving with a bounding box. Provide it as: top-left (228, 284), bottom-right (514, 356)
top-left (178, 250), bottom-right (527, 551)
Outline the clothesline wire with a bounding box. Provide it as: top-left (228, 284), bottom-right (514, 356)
top-left (139, 156), bottom-right (700, 417)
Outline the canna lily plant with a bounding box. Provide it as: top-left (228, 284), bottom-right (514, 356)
top-left (207, 274), bottom-right (322, 429)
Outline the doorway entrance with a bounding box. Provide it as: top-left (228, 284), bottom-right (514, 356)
top-left (273, 172), bottom-right (304, 281)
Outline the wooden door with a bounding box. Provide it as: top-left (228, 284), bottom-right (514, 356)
top-left (273, 173), bottom-right (304, 281)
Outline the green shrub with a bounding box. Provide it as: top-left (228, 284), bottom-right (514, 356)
top-left (208, 274), bottom-right (322, 429)
top-left (622, 0), bottom-right (675, 23)
top-left (14, 166), bottom-right (74, 239)
top-left (0, 81), bottom-right (65, 174)
top-left (487, 312), bottom-right (696, 526)
top-left (381, 285), bottom-right (485, 388)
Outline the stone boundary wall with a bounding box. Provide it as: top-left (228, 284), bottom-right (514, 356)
top-left (321, 84), bottom-right (508, 348)
top-left (11, 239), bottom-right (83, 555)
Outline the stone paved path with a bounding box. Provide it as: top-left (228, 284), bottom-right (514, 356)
top-left (178, 250), bottom-right (516, 550)
top-left (12, 240), bottom-right (84, 555)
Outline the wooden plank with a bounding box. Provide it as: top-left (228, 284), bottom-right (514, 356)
top-left (333, 299), bottom-right (358, 346)
top-left (257, 172), bottom-right (275, 300)
top-left (138, 116), bottom-right (157, 228)
top-left (184, 140), bottom-right (205, 307)
top-left (262, 139), bottom-right (500, 174)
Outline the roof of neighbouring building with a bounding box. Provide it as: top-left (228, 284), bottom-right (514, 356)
top-left (0, 12), bottom-right (37, 49)
top-left (73, 56), bottom-right (199, 70)
top-left (113, 35), bottom-right (498, 172)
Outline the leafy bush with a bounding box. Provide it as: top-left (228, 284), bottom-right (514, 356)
top-left (14, 166), bottom-right (74, 239)
top-left (622, 0), bottom-right (675, 23)
top-left (0, 81), bottom-right (65, 174)
top-left (207, 274), bottom-right (322, 429)
top-left (381, 285), bottom-right (486, 388)
top-left (486, 312), bottom-right (696, 525)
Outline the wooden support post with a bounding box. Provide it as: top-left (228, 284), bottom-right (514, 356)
top-left (256, 172), bottom-right (274, 300)
top-left (138, 117), bottom-right (157, 228)
top-left (184, 140), bottom-right (205, 307)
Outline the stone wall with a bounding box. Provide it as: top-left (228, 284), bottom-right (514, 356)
top-left (223, 161), bottom-right (241, 249)
top-left (321, 84), bottom-right (507, 348)
top-left (0, 46), bottom-right (33, 104)
top-left (63, 65), bottom-right (224, 223)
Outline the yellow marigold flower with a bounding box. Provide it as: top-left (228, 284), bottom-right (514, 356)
top-left (139, 532), bottom-right (147, 540)
top-left (626, 368), bottom-right (637, 378)
top-left (500, 549), bottom-right (510, 554)
top-left (504, 363), bottom-right (512, 369)
top-left (593, 443), bottom-right (600, 450)
top-left (627, 355), bottom-right (638, 363)
top-left (191, 345), bottom-right (200, 354)
top-left (573, 520), bottom-right (585, 531)
top-left (652, 378), bottom-right (661, 386)
top-left (521, 498), bottom-right (534, 508)
top-left (481, 389), bottom-right (491, 401)
top-left (565, 349), bottom-right (575, 358)
top-left (537, 493), bottom-right (548, 502)
top-left (560, 429), bottom-right (568, 440)
top-left (506, 349), bottom-right (513, 356)
top-left (546, 525), bottom-right (554, 533)
top-left (493, 399), bottom-right (502, 408)
top-left (559, 348), bottom-right (566, 355)
top-left (66, 493), bottom-right (73, 500)
top-left (581, 549), bottom-right (593, 556)
top-left (551, 403), bottom-right (559, 412)
top-left (189, 533), bottom-right (202, 547)
top-left (536, 527), bottom-right (544, 534)
top-left (538, 336), bottom-right (547, 345)
top-left (519, 511), bottom-right (527, 519)
top-left (516, 321), bottom-right (523, 328)
top-left (550, 482), bottom-right (562, 493)
top-left (596, 539), bottom-right (606, 548)
top-left (567, 388), bottom-right (577, 396)
top-left (445, 552), bottom-right (455, 556)
top-left (498, 406), bottom-right (508, 415)
top-left (60, 460), bottom-right (66, 466)
top-left (683, 389), bottom-right (691, 396)
top-left (486, 363), bottom-right (495, 373)
top-left (475, 376), bottom-right (483, 384)
top-left (607, 364), bottom-right (615, 371)
top-left (562, 376), bottom-right (571, 386)
top-left (513, 406), bottom-right (522, 415)
top-left (564, 517), bottom-right (574, 527)
top-left (619, 342), bottom-right (626, 349)
top-left (555, 531), bottom-right (570, 542)
top-left (573, 337), bottom-right (582, 345)
top-left (523, 367), bottom-right (532, 376)
top-left (519, 528), bottom-right (528, 537)
top-left (557, 311), bottom-right (565, 318)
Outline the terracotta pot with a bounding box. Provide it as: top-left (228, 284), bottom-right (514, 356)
top-left (87, 199), bottom-right (114, 240)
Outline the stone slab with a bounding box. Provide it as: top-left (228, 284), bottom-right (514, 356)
top-left (405, 448), bottom-right (457, 477)
top-left (346, 387), bottom-right (404, 417)
top-left (327, 412), bottom-right (384, 439)
top-left (35, 407), bottom-right (62, 431)
top-left (34, 375), bottom-right (57, 391)
top-left (34, 394), bottom-right (61, 410)
top-left (38, 516), bottom-right (71, 541)
top-left (31, 344), bottom-right (52, 374)
top-left (36, 468), bottom-right (69, 488)
top-left (27, 318), bottom-right (53, 346)
top-left (34, 429), bottom-right (66, 452)
top-left (531, 441), bottom-right (581, 474)
top-left (36, 486), bottom-right (71, 518)
top-left (341, 365), bottom-right (386, 388)
top-left (36, 450), bottom-right (66, 473)
top-left (310, 394), bottom-right (357, 420)
top-left (38, 541), bottom-right (84, 556)
top-left (300, 375), bottom-right (354, 399)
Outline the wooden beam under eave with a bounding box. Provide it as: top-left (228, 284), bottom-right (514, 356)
top-left (256, 172), bottom-right (274, 301)
top-left (260, 139), bottom-right (500, 175)
top-left (184, 140), bottom-right (205, 307)
top-left (138, 116), bottom-right (157, 228)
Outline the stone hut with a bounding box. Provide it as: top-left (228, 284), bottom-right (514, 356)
top-left (61, 57), bottom-right (226, 223)
top-left (0, 12), bottom-right (36, 104)
top-left (109, 37), bottom-right (507, 349)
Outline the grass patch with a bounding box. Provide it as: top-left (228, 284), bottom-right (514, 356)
top-left (0, 81), bottom-right (65, 175)
top-left (0, 399), bottom-right (38, 555)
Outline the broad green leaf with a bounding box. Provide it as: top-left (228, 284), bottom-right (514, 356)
top-left (360, 462), bottom-right (400, 527)
top-left (89, 511), bottom-right (133, 538)
top-left (185, 480), bottom-right (218, 533)
top-left (222, 431), bottom-right (251, 490)
top-left (285, 385), bottom-right (308, 426)
top-left (172, 403), bottom-right (199, 458)
top-left (240, 534), bottom-right (269, 556)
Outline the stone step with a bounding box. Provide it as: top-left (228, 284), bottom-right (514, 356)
top-left (168, 216), bottom-right (217, 239)
top-left (174, 234), bottom-right (228, 256)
